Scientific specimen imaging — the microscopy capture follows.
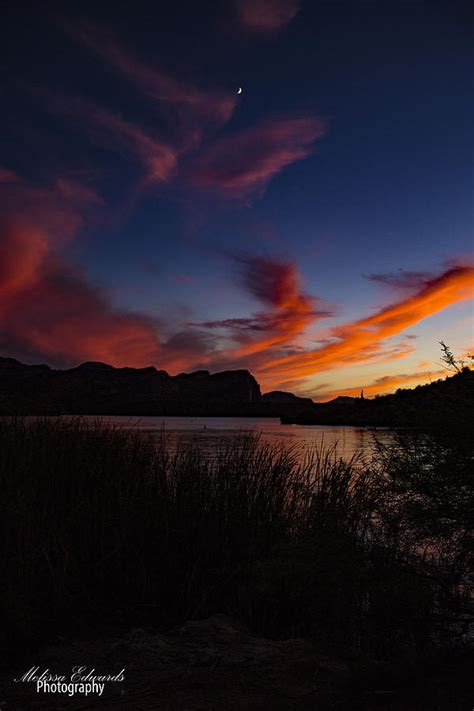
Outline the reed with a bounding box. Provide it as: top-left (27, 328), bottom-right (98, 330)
top-left (0, 417), bottom-right (470, 662)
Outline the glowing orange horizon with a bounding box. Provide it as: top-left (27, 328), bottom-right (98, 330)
top-left (313, 368), bottom-right (448, 402)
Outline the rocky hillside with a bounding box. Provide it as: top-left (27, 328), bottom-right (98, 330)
top-left (3, 355), bottom-right (470, 426)
top-left (0, 358), bottom-right (263, 415)
top-left (282, 368), bottom-right (474, 431)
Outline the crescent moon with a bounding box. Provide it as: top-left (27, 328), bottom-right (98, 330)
top-left (237, 87), bottom-right (242, 94)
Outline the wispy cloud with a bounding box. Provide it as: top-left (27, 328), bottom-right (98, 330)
top-left (0, 169), bottom-right (228, 371)
top-left (3, 168), bottom-right (471, 393)
top-left (366, 269), bottom-right (435, 290)
top-left (187, 116), bottom-right (326, 200)
top-left (186, 257), bottom-right (473, 391)
top-left (0, 167), bottom-right (19, 183)
top-left (63, 21), bottom-right (237, 146)
top-left (190, 253), bottom-right (333, 356)
top-left (0, 174), bottom-right (164, 367)
top-left (259, 264), bottom-right (474, 385)
top-left (235, 0), bottom-right (301, 33)
top-left (37, 89), bottom-right (178, 187)
top-left (0, 164), bottom-right (102, 239)
top-left (43, 24), bottom-right (325, 206)
top-left (172, 273), bottom-right (196, 285)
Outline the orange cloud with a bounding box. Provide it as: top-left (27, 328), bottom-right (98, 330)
top-left (0, 172), bottom-right (224, 371)
top-left (0, 218), bottom-right (49, 304)
top-left (189, 254), bottom-right (332, 356)
top-left (258, 265), bottom-right (474, 385)
top-left (0, 172), bottom-right (164, 366)
top-left (2, 170), bottom-right (472, 390)
top-left (187, 117), bottom-right (326, 200)
top-left (0, 166), bottom-right (102, 240)
top-left (0, 217), bottom-right (165, 366)
top-left (230, 255), bottom-right (330, 355)
top-left (235, 0), bottom-right (300, 33)
top-left (186, 260), bottom-right (473, 391)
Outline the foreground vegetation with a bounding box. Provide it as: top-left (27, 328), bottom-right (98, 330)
top-left (0, 417), bottom-right (472, 666)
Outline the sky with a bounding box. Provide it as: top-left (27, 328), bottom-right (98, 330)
top-left (0, 0), bottom-right (473, 400)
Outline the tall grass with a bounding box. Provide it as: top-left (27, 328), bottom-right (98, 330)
top-left (0, 417), bottom-right (470, 663)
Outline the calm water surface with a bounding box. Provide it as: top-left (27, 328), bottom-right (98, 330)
top-left (83, 416), bottom-right (393, 461)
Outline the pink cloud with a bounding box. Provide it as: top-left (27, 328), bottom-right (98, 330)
top-left (41, 26), bottom-right (326, 207)
top-left (87, 107), bottom-right (178, 183)
top-left (36, 89), bottom-right (179, 189)
top-left (173, 273), bottom-right (196, 285)
top-left (187, 116), bottom-right (326, 199)
top-left (64, 22), bottom-right (237, 147)
top-left (235, 0), bottom-right (300, 33)
top-left (0, 167), bottom-right (19, 183)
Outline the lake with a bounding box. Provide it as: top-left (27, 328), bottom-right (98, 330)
top-left (80, 416), bottom-right (393, 461)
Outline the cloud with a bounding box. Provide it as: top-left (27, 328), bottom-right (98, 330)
top-left (0, 166), bottom-right (102, 240)
top-left (2, 171), bottom-right (471, 395)
top-left (64, 22), bottom-right (237, 146)
top-left (54, 178), bottom-right (104, 206)
top-left (192, 316), bottom-right (276, 332)
top-left (366, 269), bottom-right (435, 290)
top-left (160, 329), bottom-right (218, 373)
top-left (0, 173), bottom-right (158, 366)
top-left (0, 216), bottom-right (163, 367)
top-left (235, 253), bottom-right (311, 308)
top-left (0, 172), bottom-right (229, 371)
top-left (39, 90), bottom-right (178, 187)
top-left (187, 116), bottom-right (326, 199)
top-left (172, 273), bottom-right (196, 285)
top-left (44, 25), bottom-right (325, 204)
top-left (0, 167), bottom-right (18, 183)
top-left (258, 264), bottom-right (474, 385)
top-left (0, 173), bottom-right (210, 370)
top-left (187, 257), bottom-right (473, 392)
top-left (0, 218), bottom-right (49, 304)
top-left (88, 107), bottom-right (178, 183)
top-left (190, 254), bottom-right (333, 357)
top-left (235, 0), bottom-right (300, 33)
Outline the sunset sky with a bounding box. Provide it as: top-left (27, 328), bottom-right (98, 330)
top-left (1, 0), bottom-right (472, 400)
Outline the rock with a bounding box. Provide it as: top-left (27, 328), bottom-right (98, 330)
top-left (0, 357), bottom-right (261, 416)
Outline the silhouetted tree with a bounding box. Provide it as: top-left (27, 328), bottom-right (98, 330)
top-left (439, 341), bottom-right (473, 373)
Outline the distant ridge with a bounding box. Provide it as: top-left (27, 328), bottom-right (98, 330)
top-left (0, 357), bottom-right (313, 417)
top-left (282, 368), bottom-right (473, 430)
top-left (1, 356), bottom-right (471, 428)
